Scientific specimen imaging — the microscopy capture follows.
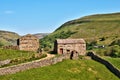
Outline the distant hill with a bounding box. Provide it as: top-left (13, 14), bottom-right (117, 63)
top-left (33, 33), bottom-right (49, 39)
top-left (0, 30), bottom-right (20, 46)
top-left (41, 12), bottom-right (120, 50)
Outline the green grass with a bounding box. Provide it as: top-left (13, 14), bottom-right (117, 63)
top-left (0, 49), bottom-right (36, 61)
top-left (0, 59), bottom-right (119, 80)
top-left (103, 57), bottom-right (120, 70)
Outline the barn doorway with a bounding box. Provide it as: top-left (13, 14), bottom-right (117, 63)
top-left (70, 50), bottom-right (78, 59)
top-left (60, 48), bottom-right (63, 54)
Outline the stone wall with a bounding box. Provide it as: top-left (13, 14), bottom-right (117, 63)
top-left (87, 52), bottom-right (120, 78)
top-left (0, 54), bottom-right (69, 75)
top-left (0, 59), bottom-right (11, 67)
top-left (18, 34), bottom-right (39, 52)
top-left (3, 45), bottom-right (19, 50)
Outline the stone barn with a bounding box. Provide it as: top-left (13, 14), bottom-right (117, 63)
top-left (54, 39), bottom-right (86, 59)
top-left (18, 34), bottom-right (39, 52)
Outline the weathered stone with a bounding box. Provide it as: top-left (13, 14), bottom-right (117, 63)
top-left (0, 59), bottom-right (11, 66)
top-left (0, 54), bottom-right (70, 75)
top-left (18, 34), bottom-right (39, 52)
top-left (3, 45), bottom-right (19, 50)
top-left (54, 39), bottom-right (86, 59)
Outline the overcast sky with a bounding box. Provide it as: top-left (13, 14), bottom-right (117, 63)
top-left (0, 0), bottom-right (120, 35)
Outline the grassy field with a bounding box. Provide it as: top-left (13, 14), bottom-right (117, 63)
top-left (103, 57), bottom-right (120, 70)
top-left (0, 59), bottom-right (119, 80)
top-left (0, 49), bottom-right (36, 61)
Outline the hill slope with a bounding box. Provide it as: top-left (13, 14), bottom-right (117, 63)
top-left (0, 30), bottom-right (20, 46)
top-left (41, 12), bottom-right (120, 51)
top-left (33, 33), bottom-right (49, 39)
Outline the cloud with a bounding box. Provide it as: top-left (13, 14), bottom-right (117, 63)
top-left (4, 10), bottom-right (14, 14)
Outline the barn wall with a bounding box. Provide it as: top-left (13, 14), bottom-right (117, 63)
top-left (57, 43), bottom-right (86, 55)
top-left (19, 35), bottom-right (39, 52)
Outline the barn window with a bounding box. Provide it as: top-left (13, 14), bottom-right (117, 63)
top-left (67, 50), bottom-right (70, 54)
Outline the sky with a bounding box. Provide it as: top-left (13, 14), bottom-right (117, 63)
top-left (0, 0), bottom-right (120, 35)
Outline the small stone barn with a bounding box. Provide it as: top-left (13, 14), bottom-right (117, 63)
top-left (54, 39), bottom-right (86, 59)
top-left (18, 34), bottom-right (39, 52)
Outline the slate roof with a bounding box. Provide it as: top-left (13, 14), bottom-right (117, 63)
top-left (20, 34), bottom-right (38, 39)
top-left (56, 39), bottom-right (85, 44)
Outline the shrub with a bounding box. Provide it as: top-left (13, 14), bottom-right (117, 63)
top-left (86, 40), bottom-right (97, 50)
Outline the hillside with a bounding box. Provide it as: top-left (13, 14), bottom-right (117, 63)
top-left (33, 33), bottom-right (49, 39)
top-left (0, 30), bottom-right (20, 47)
top-left (41, 12), bottom-right (120, 54)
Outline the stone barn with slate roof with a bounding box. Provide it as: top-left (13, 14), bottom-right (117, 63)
top-left (54, 39), bottom-right (86, 59)
top-left (18, 34), bottom-right (39, 52)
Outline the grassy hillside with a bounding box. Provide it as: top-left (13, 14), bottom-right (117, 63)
top-left (41, 12), bottom-right (120, 56)
top-left (103, 57), bottom-right (120, 69)
top-left (0, 30), bottom-right (20, 47)
top-left (0, 59), bottom-right (119, 80)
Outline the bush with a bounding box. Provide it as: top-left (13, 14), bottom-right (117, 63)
top-left (86, 40), bottom-right (97, 50)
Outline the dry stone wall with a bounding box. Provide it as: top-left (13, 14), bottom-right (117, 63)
top-left (3, 45), bottom-right (19, 50)
top-left (88, 52), bottom-right (120, 78)
top-left (19, 34), bottom-right (39, 52)
top-left (0, 54), bottom-right (69, 75)
top-left (0, 59), bottom-right (11, 67)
